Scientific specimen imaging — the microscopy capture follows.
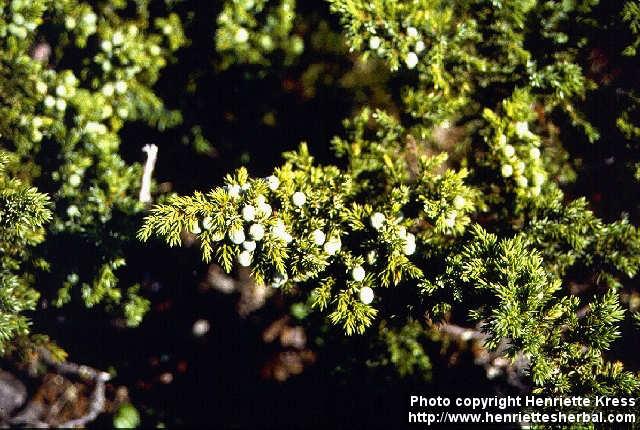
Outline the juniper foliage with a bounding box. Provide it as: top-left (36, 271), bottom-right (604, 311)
top-left (1, 0), bottom-right (639, 403)
top-left (141, 0), bottom-right (640, 396)
top-left (0, 154), bottom-right (50, 353)
top-left (0, 0), bottom-right (186, 327)
top-left (215, 0), bottom-right (304, 69)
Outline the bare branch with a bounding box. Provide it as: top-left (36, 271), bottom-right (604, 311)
top-left (436, 323), bottom-right (530, 391)
top-left (139, 144), bottom-right (159, 204)
top-left (7, 348), bottom-right (111, 428)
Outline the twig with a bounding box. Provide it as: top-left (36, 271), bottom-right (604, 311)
top-left (437, 323), bottom-right (530, 391)
top-left (57, 375), bottom-right (108, 428)
top-left (438, 322), bottom-right (487, 342)
top-left (8, 348), bottom-right (111, 428)
top-left (139, 144), bottom-right (158, 204)
top-left (204, 264), bottom-right (269, 316)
